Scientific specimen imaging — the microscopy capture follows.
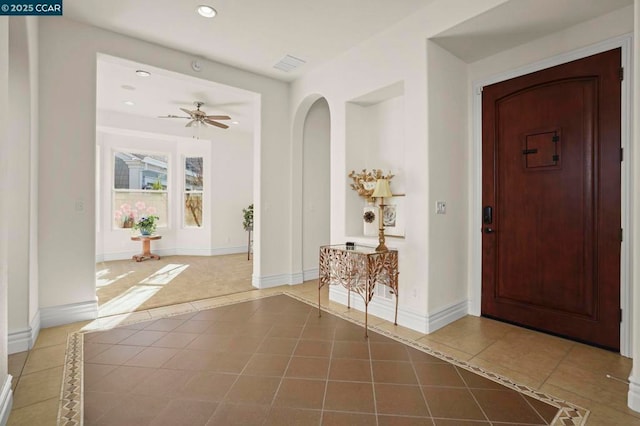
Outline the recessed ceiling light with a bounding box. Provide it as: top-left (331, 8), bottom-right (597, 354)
top-left (123, 101), bottom-right (135, 106)
top-left (121, 84), bottom-right (136, 91)
top-left (197, 5), bottom-right (217, 18)
top-left (135, 70), bottom-right (151, 77)
top-left (231, 121), bottom-right (239, 125)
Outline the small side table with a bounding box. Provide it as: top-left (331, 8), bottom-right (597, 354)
top-left (131, 235), bottom-right (162, 262)
top-left (318, 244), bottom-right (399, 338)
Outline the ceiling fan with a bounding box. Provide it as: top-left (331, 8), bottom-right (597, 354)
top-left (159, 101), bottom-right (231, 129)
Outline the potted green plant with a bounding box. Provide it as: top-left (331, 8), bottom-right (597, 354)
top-left (134, 215), bottom-right (159, 235)
top-left (242, 204), bottom-right (253, 231)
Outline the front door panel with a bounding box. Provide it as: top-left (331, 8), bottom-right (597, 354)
top-left (481, 49), bottom-right (621, 350)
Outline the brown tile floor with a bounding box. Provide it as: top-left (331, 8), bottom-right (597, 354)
top-left (7, 281), bottom-right (640, 425)
top-left (81, 294), bottom-right (558, 425)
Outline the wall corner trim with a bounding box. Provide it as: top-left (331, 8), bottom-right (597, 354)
top-left (8, 328), bottom-right (33, 355)
top-left (628, 375), bottom-right (640, 413)
top-left (40, 300), bottom-right (98, 328)
top-left (252, 271), bottom-right (306, 289)
top-left (303, 268), bottom-right (319, 281)
top-left (7, 310), bottom-right (40, 354)
top-left (289, 271), bottom-right (304, 285)
top-left (425, 299), bottom-right (468, 333)
top-left (29, 309), bottom-right (41, 348)
top-left (0, 375), bottom-right (13, 426)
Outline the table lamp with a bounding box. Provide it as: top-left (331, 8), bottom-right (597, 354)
top-left (371, 178), bottom-right (392, 251)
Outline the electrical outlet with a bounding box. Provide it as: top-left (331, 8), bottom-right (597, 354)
top-left (436, 201), bottom-right (446, 214)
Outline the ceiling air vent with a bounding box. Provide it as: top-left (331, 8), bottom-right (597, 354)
top-left (273, 55), bottom-right (306, 72)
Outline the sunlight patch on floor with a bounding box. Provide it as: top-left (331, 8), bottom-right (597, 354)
top-left (82, 312), bottom-right (139, 332)
top-left (98, 286), bottom-right (161, 317)
top-left (140, 264), bottom-right (189, 285)
top-left (96, 268), bottom-right (135, 289)
top-left (97, 264), bottom-right (189, 317)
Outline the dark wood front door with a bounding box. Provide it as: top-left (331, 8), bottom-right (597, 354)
top-left (481, 48), bottom-right (622, 351)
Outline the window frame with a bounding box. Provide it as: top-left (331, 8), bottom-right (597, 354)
top-left (183, 155), bottom-right (205, 228)
top-left (111, 149), bottom-right (170, 231)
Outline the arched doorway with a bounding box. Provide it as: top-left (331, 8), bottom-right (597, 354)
top-left (292, 96), bottom-right (331, 281)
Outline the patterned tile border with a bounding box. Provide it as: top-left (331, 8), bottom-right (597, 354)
top-left (58, 290), bottom-right (590, 426)
top-left (57, 331), bottom-right (83, 426)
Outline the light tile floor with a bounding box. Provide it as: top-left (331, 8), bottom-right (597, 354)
top-left (7, 281), bottom-right (640, 425)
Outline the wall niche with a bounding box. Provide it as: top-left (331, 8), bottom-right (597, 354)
top-left (345, 81), bottom-right (406, 238)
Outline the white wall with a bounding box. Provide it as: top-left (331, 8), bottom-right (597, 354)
top-left (302, 98), bottom-right (330, 277)
top-left (0, 15), bottom-right (14, 426)
top-left (8, 17), bottom-right (31, 351)
top-left (426, 41), bottom-right (469, 314)
top-left (6, 16), bottom-right (38, 354)
top-left (290, 0), bottom-right (511, 330)
top-left (627, 0), bottom-right (640, 411)
top-left (38, 16), bottom-right (290, 317)
top-left (209, 131), bottom-right (254, 252)
top-left (628, 0), bottom-right (640, 413)
top-left (26, 16), bottom-right (39, 348)
top-left (468, 6), bottom-right (634, 82)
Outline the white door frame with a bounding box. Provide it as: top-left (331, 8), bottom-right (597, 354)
top-left (470, 34), bottom-right (633, 356)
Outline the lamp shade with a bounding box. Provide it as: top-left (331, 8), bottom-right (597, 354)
top-left (371, 178), bottom-right (392, 198)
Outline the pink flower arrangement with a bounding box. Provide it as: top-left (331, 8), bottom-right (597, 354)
top-left (114, 202), bottom-right (158, 228)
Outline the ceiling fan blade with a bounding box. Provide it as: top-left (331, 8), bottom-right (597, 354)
top-left (180, 107), bottom-right (196, 117)
top-left (204, 119), bottom-right (229, 129)
top-left (205, 115), bottom-right (231, 120)
top-left (185, 120), bottom-right (196, 127)
top-left (158, 114), bottom-right (190, 119)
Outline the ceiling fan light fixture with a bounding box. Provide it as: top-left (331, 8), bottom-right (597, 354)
top-left (161, 101), bottom-right (231, 130)
top-left (135, 70), bottom-right (151, 77)
top-left (197, 5), bottom-right (217, 18)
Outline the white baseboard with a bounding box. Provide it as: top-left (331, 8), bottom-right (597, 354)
top-left (329, 286), bottom-right (412, 328)
top-left (303, 267), bottom-right (318, 281)
top-left (0, 375), bottom-right (13, 426)
top-left (329, 287), bottom-right (468, 334)
top-left (40, 300), bottom-right (98, 328)
top-left (96, 246), bottom-right (246, 262)
top-left (290, 271), bottom-right (304, 285)
top-left (7, 311), bottom-right (41, 354)
top-left (30, 310), bottom-right (41, 348)
top-left (425, 299), bottom-right (468, 333)
top-left (194, 246), bottom-right (246, 256)
top-left (252, 273), bottom-right (290, 289)
top-left (252, 271), bottom-right (309, 289)
top-left (628, 375), bottom-right (640, 413)
top-left (8, 328), bottom-right (33, 354)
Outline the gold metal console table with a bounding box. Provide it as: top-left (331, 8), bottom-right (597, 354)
top-left (318, 244), bottom-right (399, 337)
